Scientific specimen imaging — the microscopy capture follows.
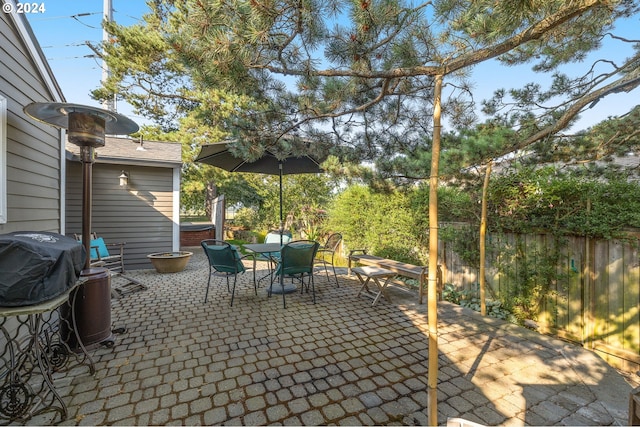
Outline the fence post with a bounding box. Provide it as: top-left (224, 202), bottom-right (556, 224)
top-left (584, 199), bottom-right (595, 349)
top-left (584, 235), bottom-right (595, 349)
top-left (211, 195), bottom-right (225, 241)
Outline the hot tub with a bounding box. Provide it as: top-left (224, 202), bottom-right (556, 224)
top-left (180, 223), bottom-right (215, 246)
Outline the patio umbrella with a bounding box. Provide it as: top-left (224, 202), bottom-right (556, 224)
top-left (195, 141), bottom-right (326, 243)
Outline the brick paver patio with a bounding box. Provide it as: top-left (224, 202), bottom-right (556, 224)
top-left (24, 249), bottom-right (632, 426)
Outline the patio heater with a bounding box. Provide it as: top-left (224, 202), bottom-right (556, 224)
top-left (24, 102), bottom-right (138, 348)
top-left (24, 103), bottom-right (139, 268)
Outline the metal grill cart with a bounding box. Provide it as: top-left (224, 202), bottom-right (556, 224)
top-left (0, 232), bottom-right (95, 425)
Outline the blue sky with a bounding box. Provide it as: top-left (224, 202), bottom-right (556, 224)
top-left (27, 1), bottom-right (147, 124)
top-left (27, 1), bottom-right (639, 133)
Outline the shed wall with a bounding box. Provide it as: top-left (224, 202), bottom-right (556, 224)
top-left (66, 162), bottom-right (177, 270)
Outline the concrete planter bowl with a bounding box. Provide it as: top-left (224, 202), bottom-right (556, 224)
top-left (147, 251), bottom-right (193, 273)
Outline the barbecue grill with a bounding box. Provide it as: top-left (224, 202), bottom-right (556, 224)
top-left (0, 231), bottom-right (95, 424)
top-left (0, 232), bottom-right (84, 306)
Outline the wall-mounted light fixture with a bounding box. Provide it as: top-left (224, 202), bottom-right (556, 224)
top-left (119, 171), bottom-right (129, 187)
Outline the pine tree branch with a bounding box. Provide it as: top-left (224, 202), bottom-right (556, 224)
top-left (440, 0), bottom-right (606, 74)
top-left (510, 69), bottom-right (640, 153)
top-left (257, 0), bottom-right (605, 80)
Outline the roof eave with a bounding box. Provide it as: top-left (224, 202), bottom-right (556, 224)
top-left (66, 151), bottom-right (182, 168)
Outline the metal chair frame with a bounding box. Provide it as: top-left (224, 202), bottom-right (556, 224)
top-left (314, 233), bottom-right (342, 287)
top-left (201, 239), bottom-right (256, 306)
top-left (74, 232), bottom-right (126, 273)
top-left (255, 231), bottom-right (292, 272)
top-left (73, 232), bottom-right (146, 298)
top-left (272, 240), bottom-right (320, 308)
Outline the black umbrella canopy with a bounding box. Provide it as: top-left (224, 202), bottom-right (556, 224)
top-left (195, 140), bottom-right (328, 242)
top-left (194, 141), bottom-right (326, 175)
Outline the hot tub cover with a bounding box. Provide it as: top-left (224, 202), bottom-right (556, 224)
top-left (0, 232), bottom-right (86, 306)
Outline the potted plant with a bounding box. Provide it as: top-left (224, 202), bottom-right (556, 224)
top-left (147, 251), bottom-right (193, 273)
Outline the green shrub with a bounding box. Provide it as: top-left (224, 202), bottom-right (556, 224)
top-left (327, 185), bottom-right (423, 264)
top-left (234, 207), bottom-right (260, 229)
top-left (488, 166), bottom-right (640, 238)
top-left (442, 283), bottom-right (464, 304)
top-left (410, 184), bottom-right (476, 227)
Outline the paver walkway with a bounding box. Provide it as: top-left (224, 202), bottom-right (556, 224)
top-left (25, 249), bottom-right (632, 426)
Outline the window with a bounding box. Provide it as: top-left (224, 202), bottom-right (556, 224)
top-left (0, 95), bottom-right (6, 223)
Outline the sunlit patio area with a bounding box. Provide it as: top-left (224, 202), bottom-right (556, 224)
top-left (26, 248), bottom-right (632, 426)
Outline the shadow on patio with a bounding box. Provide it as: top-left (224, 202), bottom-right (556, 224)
top-left (28, 249), bottom-right (631, 426)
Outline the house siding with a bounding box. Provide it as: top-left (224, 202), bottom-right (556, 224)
top-left (0, 8), bottom-right (64, 234)
top-left (66, 162), bottom-right (177, 270)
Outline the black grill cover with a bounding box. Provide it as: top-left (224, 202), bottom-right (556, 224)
top-left (0, 232), bottom-right (86, 307)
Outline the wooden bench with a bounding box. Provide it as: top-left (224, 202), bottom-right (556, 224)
top-left (348, 250), bottom-right (443, 303)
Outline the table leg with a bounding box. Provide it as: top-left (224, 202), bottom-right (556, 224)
top-left (355, 273), bottom-right (372, 297)
top-left (355, 272), bottom-right (393, 306)
top-left (371, 276), bottom-right (393, 306)
top-left (0, 289), bottom-right (95, 425)
top-left (32, 314), bottom-right (68, 420)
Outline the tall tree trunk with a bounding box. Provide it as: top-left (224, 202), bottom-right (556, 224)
top-left (427, 74), bottom-right (443, 426)
top-left (479, 160), bottom-right (492, 316)
top-left (205, 181), bottom-right (217, 219)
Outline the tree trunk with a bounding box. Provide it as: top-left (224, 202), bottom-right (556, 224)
top-left (205, 181), bottom-right (217, 218)
top-left (427, 74), bottom-right (443, 426)
top-left (479, 160), bottom-right (493, 316)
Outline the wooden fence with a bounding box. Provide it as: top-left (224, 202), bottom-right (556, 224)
top-left (439, 227), bottom-right (640, 371)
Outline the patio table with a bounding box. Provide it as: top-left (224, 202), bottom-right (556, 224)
top-left (243, 243), bottom-right (297, 294)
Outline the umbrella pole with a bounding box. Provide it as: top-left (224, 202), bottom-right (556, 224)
top-left (279, 162), bottom-right (283, 245)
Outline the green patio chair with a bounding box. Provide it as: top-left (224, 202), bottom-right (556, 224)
top-left (256, 231), bottom-right (292, 262)
top-left (201, 239), bottom-right (256, 306)
top-left (271, 240), bottom-right (320, 308)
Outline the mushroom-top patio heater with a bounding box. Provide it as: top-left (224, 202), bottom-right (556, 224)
top-left (24, 103), bottom-right (139, 269)
top-left (24, 102), bottom-right (138, 348)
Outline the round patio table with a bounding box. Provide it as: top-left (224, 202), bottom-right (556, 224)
top-left (243, 243), bottom-right (297, 294)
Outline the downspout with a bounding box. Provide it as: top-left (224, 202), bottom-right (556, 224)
top-left (60, 128), bottom-right (67, 234)
top-left (173, 167), bottom-right (181, 251)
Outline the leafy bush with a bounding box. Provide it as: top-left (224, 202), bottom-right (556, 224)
top-left (488, 166), bottom-right (640, 238)
top-left (326, 183), bottom-right (482, 265)
top-left (410, 184), bottom-right (477, 226)
top-left (442, 283), bottom-right (464, 304)
top-left (440, 223), bottom-right (481, 269)
top-left (493, 236), bottom-right (563, 324)
top-left (233, 207), bottom-right (260, 229)
top-left (327, 185), bottom-right (423, 264)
